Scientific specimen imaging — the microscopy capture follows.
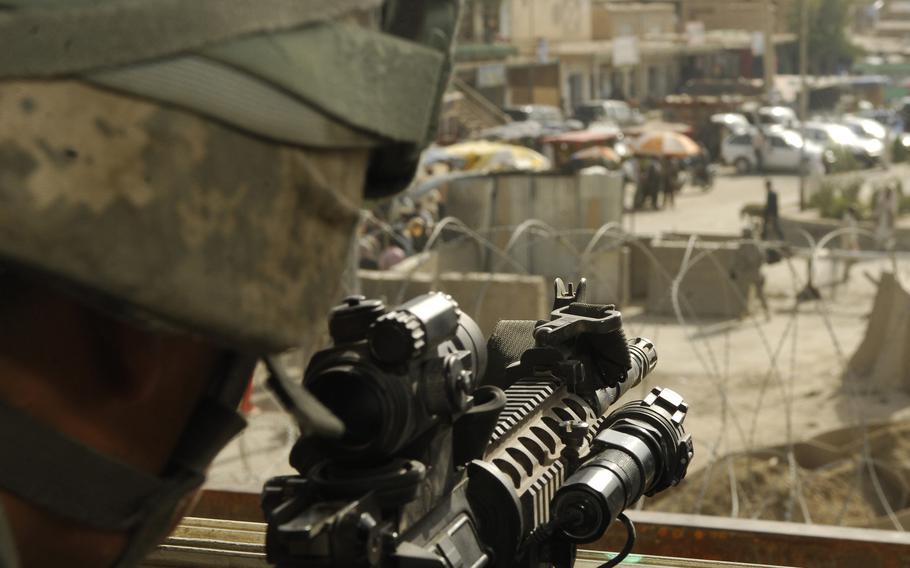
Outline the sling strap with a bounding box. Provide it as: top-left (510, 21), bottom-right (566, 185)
top-left (0, 397), bottom-right (244, 530)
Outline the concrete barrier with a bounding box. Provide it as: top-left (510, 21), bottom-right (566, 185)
top-left (585, 247), bottom-right (631, 307)
top-left (847, 272), bottom-right (910, 393)
top-left (358, 270), bottom-right (549, 337)
top-left (627, 235), bottom-right (653, 301)
top-left (645, 238), bottom-right (754, 318)
top-left (436, 170), bottom-right (627, 306)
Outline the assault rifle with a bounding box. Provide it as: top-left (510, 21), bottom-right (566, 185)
top-left (261, 278), bottom-right (693, 568)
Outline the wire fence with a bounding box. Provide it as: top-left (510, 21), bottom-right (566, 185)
top-left (208, 215), bottom-right (910, 532)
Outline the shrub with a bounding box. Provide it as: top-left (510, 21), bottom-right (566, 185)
top-left (828, 146), bottom-right (861, 173)
top-left (809, 176), bottom-right (866, 220)
top-left (892, 137), bottom-right (910, 164)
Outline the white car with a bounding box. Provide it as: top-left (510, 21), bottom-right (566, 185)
top-left (803, 121), bottom-right (883, 167)
top-left (721, 129), bottom-right (824, 174)
top-left (758, 106), bottom-right (798, 128)
top-left (842, 115), bottom-right (888, 142)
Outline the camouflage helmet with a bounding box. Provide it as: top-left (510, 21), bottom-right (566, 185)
top-left (0, 0), bottom-right (460, 351)
top-left (0, 1), bottom-right (461, 566)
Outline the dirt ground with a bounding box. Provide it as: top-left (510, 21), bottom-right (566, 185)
top-left (648, 420), bottom-right (910, 529)
top-left (625, 254), bottom-right (910, 526)
top-left (625, 255), bottom-right (910, 466)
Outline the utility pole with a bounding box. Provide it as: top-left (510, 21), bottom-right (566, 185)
top-left (798, 0), bottom-right (809, 211)
top-left (764, 0), bottom-right (776, 101)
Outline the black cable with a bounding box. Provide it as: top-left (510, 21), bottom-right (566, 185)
top-left (597, 513), bottom-right (636, 568)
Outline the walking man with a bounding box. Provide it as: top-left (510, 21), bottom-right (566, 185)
top-left (762, 179), bottom-right (785, 241)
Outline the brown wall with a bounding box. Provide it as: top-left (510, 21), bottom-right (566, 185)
top-left (507, 63), bottom-right (561, 106)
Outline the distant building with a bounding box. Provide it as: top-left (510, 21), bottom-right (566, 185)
top-left (871, 0), bottom-right (910, 39)
top-left (592, 1), bottom-right (678, 39)
top-left (681, 0), bottom-right (795, 34)
top-left (448, 0), bottom-right (795, 121)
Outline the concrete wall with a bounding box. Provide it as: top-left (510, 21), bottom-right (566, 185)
top-left (506, 62), bottom-right (562, 107)
top-left (439, 170), bottom-right (628, 306)
top-left (645, 239), bottom-right (754, 318)
top-left (627, 235), bottom-right (654, 301)
top-left (358, 270), bottom-right (550, 337)
top-left (586, 246), bottom-right (631, 307)
top-left (592, 2), bottom-right (677, 40)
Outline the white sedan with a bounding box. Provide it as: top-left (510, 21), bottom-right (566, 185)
top-left (721, 129), bottom-right (825, 174)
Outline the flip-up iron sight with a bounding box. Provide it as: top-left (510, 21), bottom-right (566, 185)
top-left (262, 278), bottom-right (693, 568)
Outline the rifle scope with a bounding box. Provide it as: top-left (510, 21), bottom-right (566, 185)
top-left (304, 292), bottom-right (486, 462)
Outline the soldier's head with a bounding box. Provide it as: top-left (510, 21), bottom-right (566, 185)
top-left (0, 2), bottom-right (459, 566)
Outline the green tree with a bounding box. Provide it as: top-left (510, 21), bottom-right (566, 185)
top-left (791, 0), bottom-right (859, 74)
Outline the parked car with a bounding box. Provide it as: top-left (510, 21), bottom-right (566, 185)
top-left (802, 121), bottom-right (884, 168)
top-left (856, 108), bottom-right (903, 133)
top-left (841, 115), bottom-right (889, 142)
top-left (700, 113), bottom-right (752, 161)
top-left (898, 96), bottom-right (910, 130)
top-left (503, 104), bottom-right (583, 135)
top-left (504, 104), bottom-right (562, 123)
top-left (711, 113), bottom-right (751, 131)
top-left (721, 128), bottom-right (824, 174)
top-left (572, 100), bottom-right (644, 128)
top-left (757, 106), bottom-right (798, 128)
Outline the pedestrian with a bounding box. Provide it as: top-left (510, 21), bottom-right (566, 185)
top-left (647, 158), bottom-right (663, 210)
top-left (875, 184), bottom-right (899, 249)
top-left (632, 158), bottom-right (648, 209)
top-left (418, 189), bottom-right (442, 225)
top-left (662, 157), bottom-right (677, 209)
top-left (840, 206), bottom-right (860, 282)
top-left (753, 128), bottom-right (766, 174)
top-left (762, 179), bottom-right (784, 241)
top-left (692, 144), bottom-right (712, 188)
top-left (729, 227), bottom-right (771, 320)
top-left (407, 216), bottom-right (429, 253)
top-left (358, 233), bottom-right (381, 270)
top-left (397, 223), bottom-right (416, 256)
top-left (623, 155), bottom-right (639, 208)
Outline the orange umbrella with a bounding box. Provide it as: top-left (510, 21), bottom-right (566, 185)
top-left (633, 131), bottom-right (701, 157)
